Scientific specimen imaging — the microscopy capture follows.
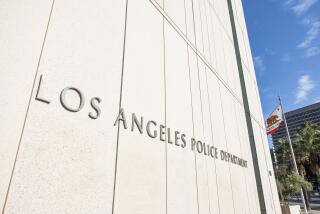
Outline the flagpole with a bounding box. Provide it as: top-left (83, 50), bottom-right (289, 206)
top-left (271, 137), bottom-right (279, 181)
top-left (278, 96), bottom-right (308, 214)
top-left (272, 144), bottom-right (278, 171)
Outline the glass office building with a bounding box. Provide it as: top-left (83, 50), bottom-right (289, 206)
top-left (272, 102), bottom-right (320, 143)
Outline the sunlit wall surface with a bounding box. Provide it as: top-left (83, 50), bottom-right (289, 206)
top-left (0, 0), bottom-right (281, 213)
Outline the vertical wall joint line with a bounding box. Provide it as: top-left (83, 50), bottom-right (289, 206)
top-left (182, 1), bottom-right (200, 213)
top-left (162, 1), bottom-right (168, 214)
top-left (111, 0), bottom-right (129, 213)
top-left (1, 1), bottom-right (56, 213)
top-left (225, 0), bottom-right (267, 213)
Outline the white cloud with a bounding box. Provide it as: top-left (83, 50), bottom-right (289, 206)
top-left (264, 48), bottom-right (277, 56)
top-left (285, 0), bottom-right (295, 6)
top-left (281, 53), bottom-right (291, 62)
top-left (295, 75), bottom-right (315, 103)
top-left (298, 18), bottom-right (320, 48)
top-left (292, 0), bottom-right (318, 15)
top-left (306, 46), bottom-right (320, 56)
top-left (253, 56), bottom-right (266, 75)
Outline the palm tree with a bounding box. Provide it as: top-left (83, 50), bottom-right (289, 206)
top-left (295, 122), bottom-right (320, 183)
top-left (274, 122), bottom-right (320, 210)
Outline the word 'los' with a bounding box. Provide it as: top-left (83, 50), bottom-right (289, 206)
top-left (35, 75), bottom-right (101, 119)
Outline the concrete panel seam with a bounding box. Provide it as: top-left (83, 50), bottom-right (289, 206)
top-left (1, 1), bottom-right (56, 213)
top-left (149, 0), bottom-right (265, 131)
top-left (205, 0), bottom-right (253, 77)
top-left (201, 0), bottom-right (222, 212)
top-left (111, 0), bottom-right (129, 213)
top-left (183, 0), bottom-right (201, 213)
top-left (226, 0), bottom-right (267, 212)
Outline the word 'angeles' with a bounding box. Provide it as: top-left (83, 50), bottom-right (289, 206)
top-left (114, 108), bottom-right (248, 168)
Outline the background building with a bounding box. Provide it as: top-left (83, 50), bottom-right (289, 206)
top-left (0, 0), bottom-right (281, 213)
top-left (272, 102), bottom-right (320, 143)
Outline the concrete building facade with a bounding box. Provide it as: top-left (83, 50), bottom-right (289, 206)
top-left (0, 0), bottom-right (281, 213)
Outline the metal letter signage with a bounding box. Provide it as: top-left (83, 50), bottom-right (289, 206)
top-left (33, 76), bottom-right (249, 168)
top-left (113, 108), bottom-right (248, 168)
top-left (35, 74), bottom-right (102, 120)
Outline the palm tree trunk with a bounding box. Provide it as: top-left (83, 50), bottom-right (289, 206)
top-left (297, 164), bottom-right (311, 210)
top-left (302, 187), bottom-right (311, 211)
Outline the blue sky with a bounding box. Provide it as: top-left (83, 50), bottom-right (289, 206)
top-left (242, 0), bottom-right (320, 117)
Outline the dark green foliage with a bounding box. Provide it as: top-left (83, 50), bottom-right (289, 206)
top-left (276, 166), bottom-right (312, 201)
top-left (274, 122), bottom-right (320, 205)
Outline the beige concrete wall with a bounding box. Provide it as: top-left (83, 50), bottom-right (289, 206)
top-left (0, 0), bottom-right (53, 211)
top-left (0, 0), bottom-right (281, 213)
